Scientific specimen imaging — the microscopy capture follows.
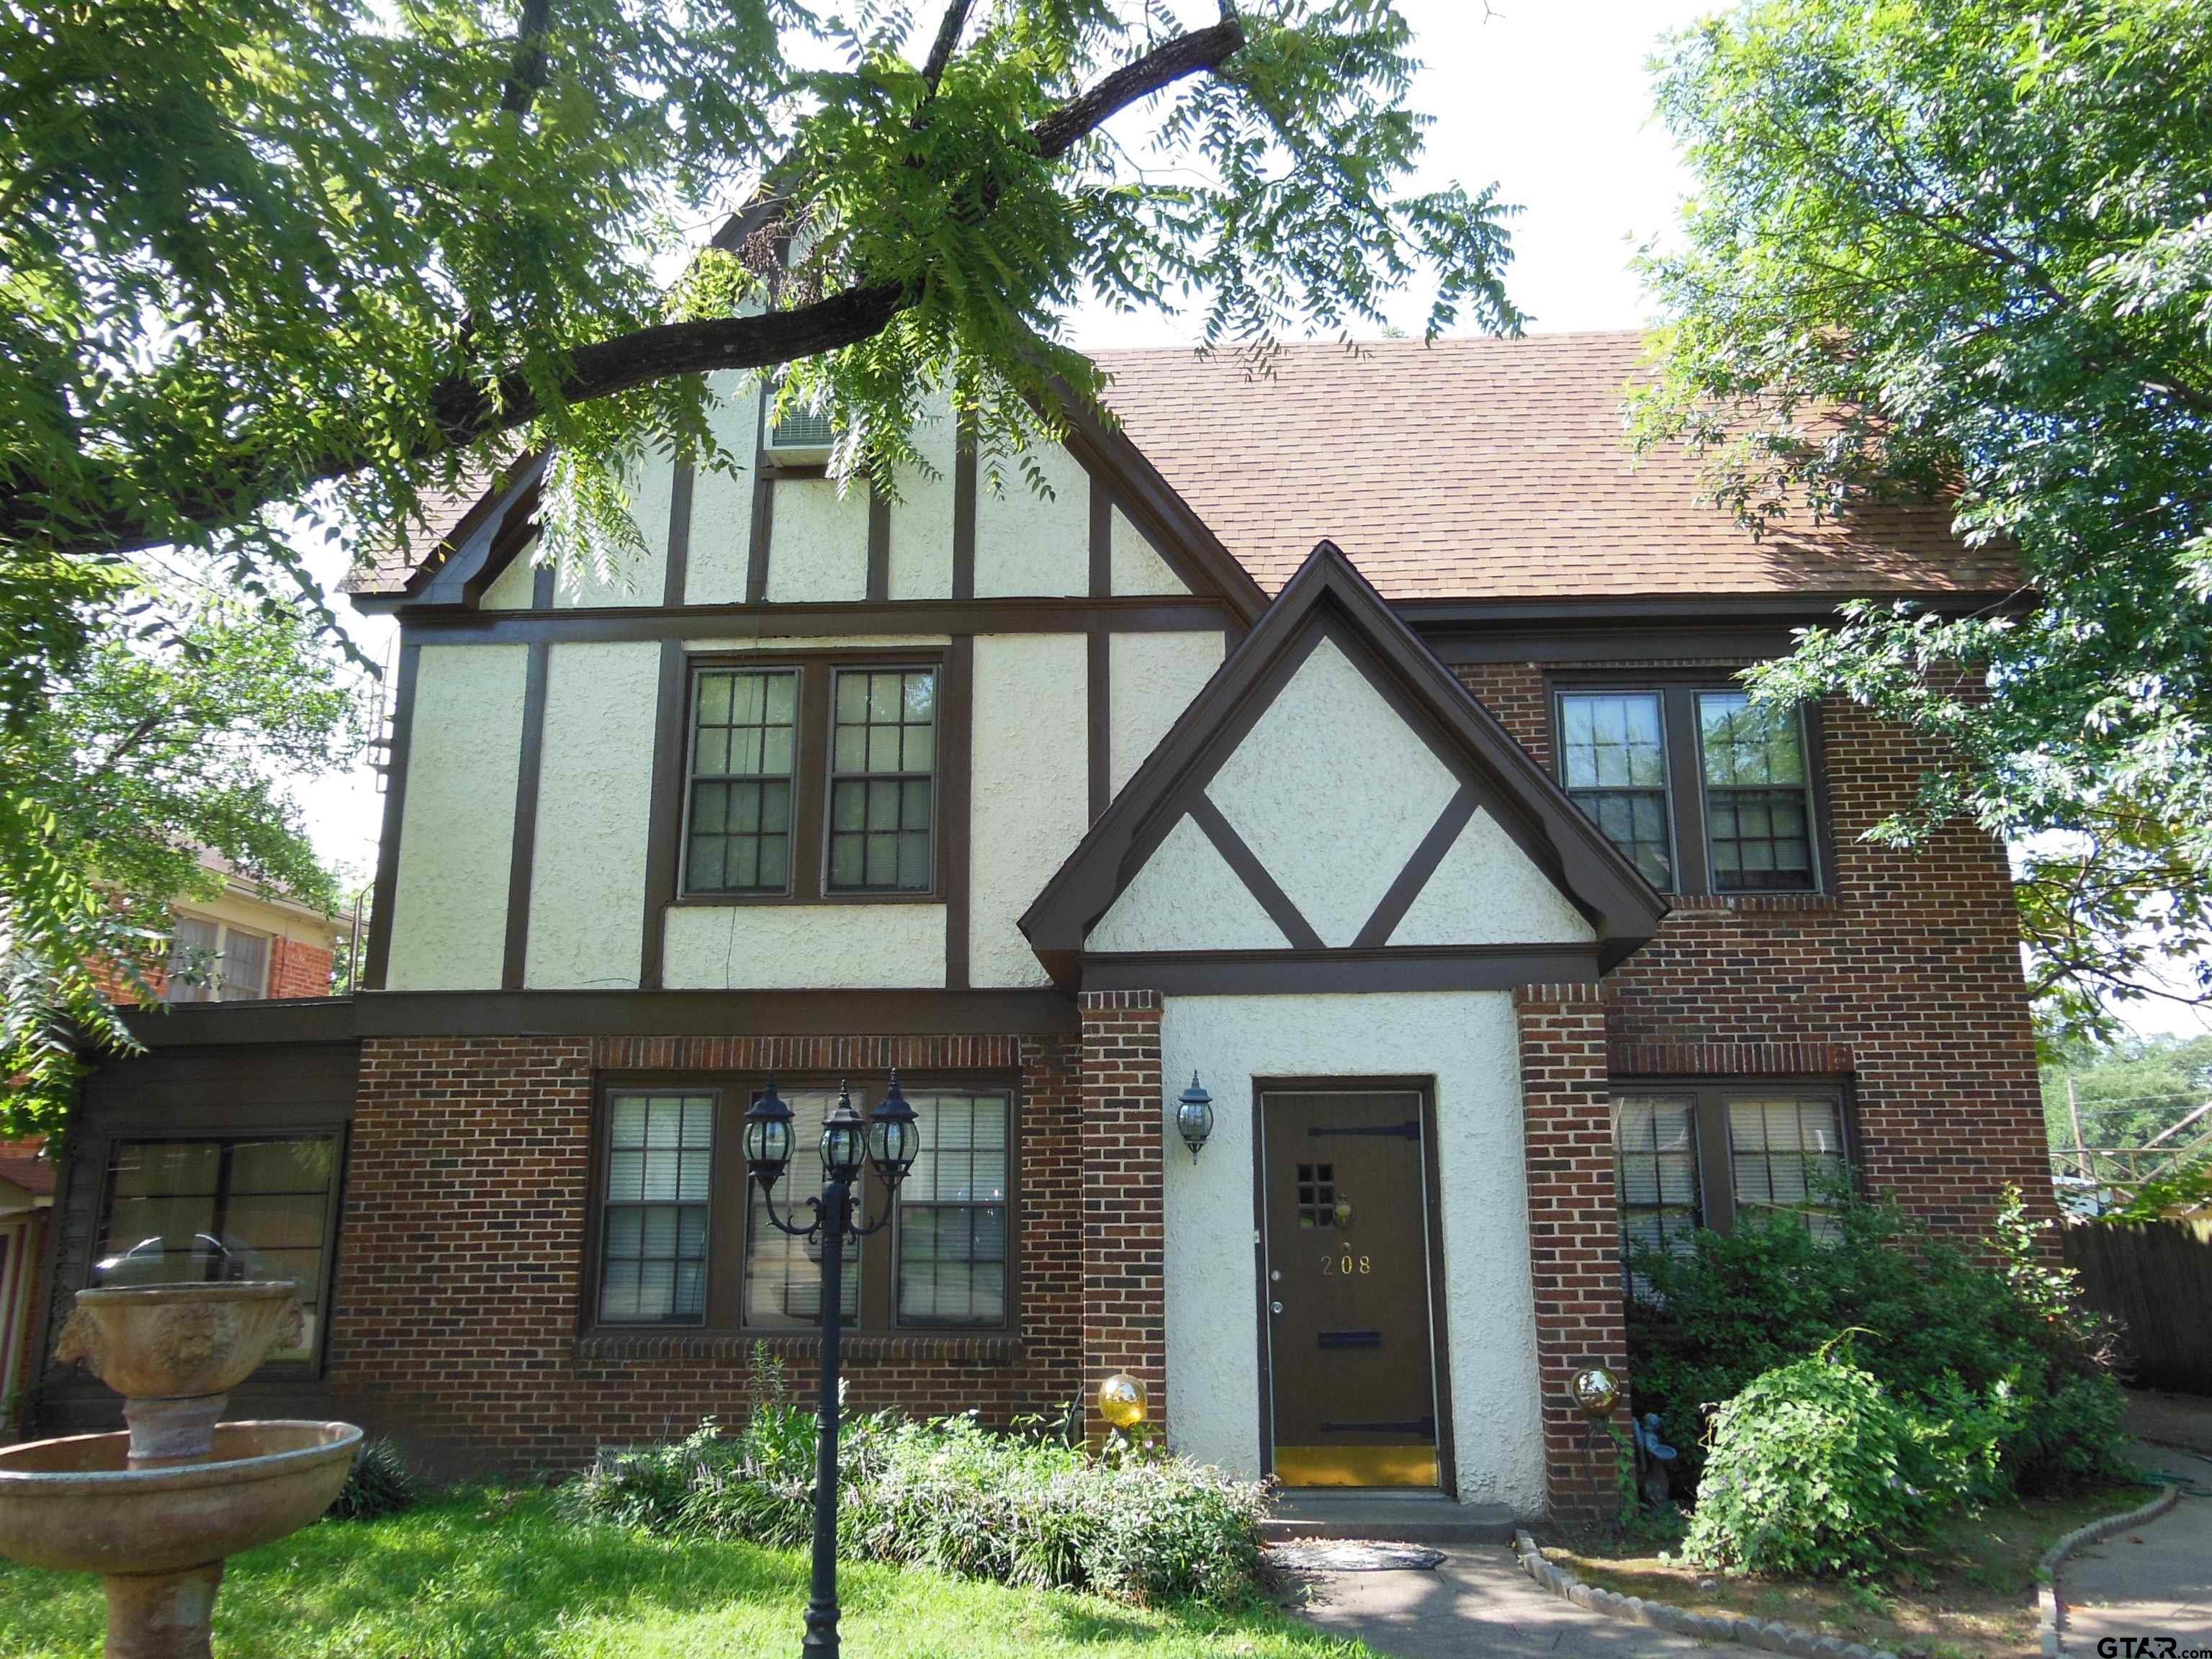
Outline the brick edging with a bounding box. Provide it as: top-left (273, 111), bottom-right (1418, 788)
top-left (2036, 1482), bottom-right (2181, 1659)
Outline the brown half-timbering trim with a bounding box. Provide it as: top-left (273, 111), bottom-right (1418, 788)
top-left (1250, 1079), bottom-right (1277, 1482)
top-left (1417, 1082), bottom-right (1460, 1499)
top-left (1089, 472), bottom-right (1112, 598)
top-left (1082, 945), bottom-right (1601, 994)
top-left (1352, 786), bottom-right (1478, 949)
top-left (531, 561), bottom-right (555, 611)
top-left (944, 635), bottom-right (974, 989)
top-left (361, 642), bottom-right (421, 991)
top-left (639, 640), bottom-right (688, 989)
top-left (664, 459), bottom-right (696, 607)
top-left (1087, 629), bottom-right (1110, 822)
top-left (866, 486), bottom-right (891, 603)
top-left (1188, 796), bottom-right (1325, 951)
top-left (951, 429), bottom-right (977, 601)
top-left (745, 387), bottom-right (773, 606)
top-left (386, 594), bottom-right (1232, 644)
top-left (501, 641), bottom-right (551, 989)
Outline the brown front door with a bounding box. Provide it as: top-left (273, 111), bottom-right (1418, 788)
top-left (1259, 1089), bottom-right (1442, 1488)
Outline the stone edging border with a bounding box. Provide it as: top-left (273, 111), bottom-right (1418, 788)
top-left (2036, 1482), bottom-right (2181, 1659)
top-left (1511, 1529), bottom-right (1899, 1659)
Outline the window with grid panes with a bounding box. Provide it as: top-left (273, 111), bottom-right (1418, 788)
top-left (1697, 692), bottom-right (1815, 891)
top-left (683, 669), bottom-right (798, 895)
top-left (1558, 692), bottom-right (1674, 889)
top-left (598, 1092), bottom-right (715, 1322)
top-left (1728, 1094), bottom-right (1846, 1238)
top-left (742, 1087), bottom-right (860, 1327)
top-left (827, 667), bottom-right (936, 893)
top-left (1608, 1081), bottom-right (1851, 1256)
top-left (166, 915), bottom-right (271, 1002)
top-left (1611, 1093), bottom-right (1701, 1290)
top-left (896, 1091), bottom-right (1008, 1325)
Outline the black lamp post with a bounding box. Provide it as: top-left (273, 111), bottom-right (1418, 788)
top-left (744, 1074), bottom-right (922, 1659)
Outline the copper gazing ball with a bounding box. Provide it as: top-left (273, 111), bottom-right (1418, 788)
top-left (1571, 1367), bottom-right (1622, 1419)
top-left (1097, 1372), bottom-right (1148, 1430)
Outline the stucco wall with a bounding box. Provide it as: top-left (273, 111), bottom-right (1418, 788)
top-left (552, 459), bottom-right (671, 608)
top-left (387, 644), bottom-right (528, 990)
top-left (1110, 508), bottom-right (1187, 597)
top-left (1208, 639), bottom-right (1457, 946)
top-left (1390, 807), bottom-right (1596, 948)
top-left (660, 904), bottom-right (947, 989)
top-left (525, 641), bottom-right (660, 989)
top-left (1107, 631), bottom-right (1222, 796)
top-left (969, 634), bottom-right (1088, 986)
top-left (1089, 814), bottom-right (1287, 954)
top-left (974, 446), bottom-right (1088, 598)
top-left (683, 372), bottom-right (762, 606)
top-left (765, 477), bottom-right (870, 603)
top-left (1159, 991), bottom-right (1545, 1514)
top-left (889, 411), bottom-right (958, 600)
top-left (480, 539), bottom-right (539, 611)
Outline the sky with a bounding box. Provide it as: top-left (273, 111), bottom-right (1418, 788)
top-left (284, 0), bottom-right (2211, 1040)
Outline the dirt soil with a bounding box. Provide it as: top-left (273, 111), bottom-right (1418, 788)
top-left (1543, 1483), bottom-right (2155, 1659)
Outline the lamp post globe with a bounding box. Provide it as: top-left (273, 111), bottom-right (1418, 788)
top-left (819, 1084), bottom-right (869, 1184)
top-left (743, 1079), bottom-right (795, 1187)
top-left (866, 1072), bottom-right (922, 1188)
top-left (1176, 1072), bottom-right (1214, 1160)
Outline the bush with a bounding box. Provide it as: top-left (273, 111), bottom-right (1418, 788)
top-left (1680, 1352), bottom-right (1933, 1577)
top-left (326, 1437), bottom-right (421, 1522)
top-left (558, 1373), bottom-right (1269, 1606)
top-left (1629, 1184), bottom-right (2128, 1498)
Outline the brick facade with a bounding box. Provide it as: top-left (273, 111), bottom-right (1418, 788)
top-left (1513, 983), bottom-right (1629, 1520)
top-left (268, 938), bottom-right (335, 999)
top-left (1076, 990), bottom-right (1167, 1445)
top-left (328, 1030), bottom-right (1083, 1477)
top-left (1458, 660), bottom-right (2054, 1236)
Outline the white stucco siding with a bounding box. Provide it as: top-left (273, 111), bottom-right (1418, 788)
top-left (969, 634), bottom-right (1088, 986)
top-left (974, 446), bottom-right (1089, 597)
top-left (684, 372), bottom-right (763, 606)
top-left (765, 477), bottom-right (870, 603)
top-left (523, 642), bottom-right (660, 989)
top-left (1390, 807), bottom-right (1597, 948)
top-left (385, 644), bottom-right (529, 990)
top-left (1208, 638), bottom-right (1460, 947)
top-left (1107, 631), bottom-right (1222, 796)
top-left (1161, 992), bottom-right (1545, 1514)
top-left (1088, 814), bottom-right (1287, 954)
top-left (552, 457), bottom-right (673, 607)
top-left (480, 538), bottom-right (539, 611)
top-left (1110, 506), bottom-right (1187, 596)
top-left (889, 410), bottom-right (958, 600)
top-left (661, 904), bottom-right (946, 989)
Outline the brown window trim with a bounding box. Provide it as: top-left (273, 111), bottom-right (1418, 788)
top-left (1547, 673), bottom-right (1833, 898)
top-left (674, 646), bottom-right (950, 907)
top-left (1610, 1074), bottom-right (1859, 1243)
top-left (580, 1070), bottom-right (1020, 1341)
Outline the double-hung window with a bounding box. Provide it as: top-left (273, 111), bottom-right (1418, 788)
top-left (1555, 685), bottom-right (1822, 895)
top-left (166, 916), bottom-right (272, 1003)
top-left (685, 670), bottom-right (798, 895)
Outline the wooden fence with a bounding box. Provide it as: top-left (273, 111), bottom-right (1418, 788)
top-left (2062, 1218), bottom-right (2212, 1395)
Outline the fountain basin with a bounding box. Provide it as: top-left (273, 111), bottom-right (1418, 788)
top-left (56, 1282), bottom-right (305, 1402)
top-left (0, 1421), bottom-right (361, 1577)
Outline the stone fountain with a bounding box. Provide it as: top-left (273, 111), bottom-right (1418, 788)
top-left (0, 1282), bottom-right (362, 1658)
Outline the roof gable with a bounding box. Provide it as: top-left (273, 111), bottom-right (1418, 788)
top-left (1020, 541), bottom-right (1668, 988)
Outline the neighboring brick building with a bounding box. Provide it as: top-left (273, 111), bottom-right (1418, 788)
top-left (32, 335), bottom-right (2051, 1521)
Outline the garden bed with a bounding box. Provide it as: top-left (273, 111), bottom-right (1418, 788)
top-left (0, 1489), bottom-right (1376, 1659)
top-left (1541, 1481), bottom-right (2154, 1659)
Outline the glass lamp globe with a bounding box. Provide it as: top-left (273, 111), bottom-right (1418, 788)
top-left (866, 1072), bottom-right (922, 1188)
top-left (820, 1084), bottom-right (869, 1183)
top-left (1175, 1073), bottom-right (1214, 1160)
top-left (743, 1080), bottom-right (794, 1185)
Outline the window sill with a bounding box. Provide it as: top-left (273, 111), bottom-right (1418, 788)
top-left (574, 1329), bottom-right (1024, 1367)
top-left (667, 892), bottom-right (945, 908)
top-left (1664, 891), bottom-right (1837, 914)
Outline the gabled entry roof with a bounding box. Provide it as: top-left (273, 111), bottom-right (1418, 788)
top-left (1020, 541), bottom-right (1669, 991)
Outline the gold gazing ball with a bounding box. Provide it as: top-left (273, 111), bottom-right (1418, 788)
top-left (1571, 1367), bottom-right (1622, 1419)
top-left (1097, 1372), bottom-right (1148, 1430)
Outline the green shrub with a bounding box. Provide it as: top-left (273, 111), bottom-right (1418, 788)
top-left (1680, 1352), bottom-right (1931, 1578)
top-left (325, 1437), bottom-right (421, 1522)
top-left (559, 1398), bottom-right (1270, 1606)
top-left (1629, 1184), bottom-right (2128, 1497)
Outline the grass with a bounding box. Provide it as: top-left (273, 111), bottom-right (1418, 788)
top-left (1545, 1480), bottom-right (2159, 1659)
top-left (0, 1489), bottom-right (1375, 1659)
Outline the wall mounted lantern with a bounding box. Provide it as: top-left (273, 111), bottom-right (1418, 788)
top-left (1174, 1072), bottom-right (1214, 1161)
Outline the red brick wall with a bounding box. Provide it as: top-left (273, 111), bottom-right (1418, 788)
top-left (1460, 660), bottom-right (2053, 1236)
top-left (1077, 990), bottom-right (1166, 1445)
top-left (268, 938), bottom-right (334, 999)
top-left (1514, 983), bottom-right (1629, 1520)
top-left (329, 1030), bottom-right (1082, 1478)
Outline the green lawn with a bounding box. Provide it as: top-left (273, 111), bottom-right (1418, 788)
top-left (0, 1491), bottom-right (1372, 1659)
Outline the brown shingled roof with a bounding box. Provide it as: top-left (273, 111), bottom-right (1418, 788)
top-left (1092, 332), bottom-right (2018, 601)
top-left (341, 464), bottom-right (508, 597)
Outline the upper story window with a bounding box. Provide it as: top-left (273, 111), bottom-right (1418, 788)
top-left (679, 655), bottom-right (940, 902)
top-left (166, 915), bottom-right (271, 1003)
top-left (1555, 685), bottom-right (1822, 896)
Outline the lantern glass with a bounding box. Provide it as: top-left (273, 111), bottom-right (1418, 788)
top-left (743, 1083), bottom-right (795, 1184)
top-left (820, 1087), bottom-right (869, 1182)
top-left (1176, 1072), bottom-right (1214, 1159)
top-left (867, 1074), bottom-right (922, 1187)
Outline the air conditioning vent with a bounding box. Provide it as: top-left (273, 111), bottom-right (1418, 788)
top-left (767, 408), bottom-right (835, 462)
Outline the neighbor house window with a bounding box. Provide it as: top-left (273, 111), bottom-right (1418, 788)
top-left (166, 916), bottom-right (271, 1003)
top-left (1554, 684), bottom-right (1824, 896)
top-left (683, 669), bottom-right (798, 895)
top-left (827, 667), bottom-right (937, 894)
top-left (896, 1091), bottom-right (1009, 1326)
top-left (1609, 1082), bottom-right (1850, 1282)
top-left (598, 1092), bottom-right (715, 1323)
top-left (742, 1087), bottom-right (858, 1328)
top-left (96, 1136), bottom-right (340, 1362)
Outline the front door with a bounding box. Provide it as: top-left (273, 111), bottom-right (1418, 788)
top-left (1259, 1089), bottom-right (1443, 1488)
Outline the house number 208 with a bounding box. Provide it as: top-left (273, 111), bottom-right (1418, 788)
top-left (1321, 1254), bottom-right (1372, 1277)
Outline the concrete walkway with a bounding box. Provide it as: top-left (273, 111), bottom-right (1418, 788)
top-left (2061, 1444), bottom-right (2212, 1653)
top-left (1284, 1546), bottom-right (1712, 1659)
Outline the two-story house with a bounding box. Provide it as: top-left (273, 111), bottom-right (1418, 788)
top-left (27, 333), bottom-right (2051, 1519)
